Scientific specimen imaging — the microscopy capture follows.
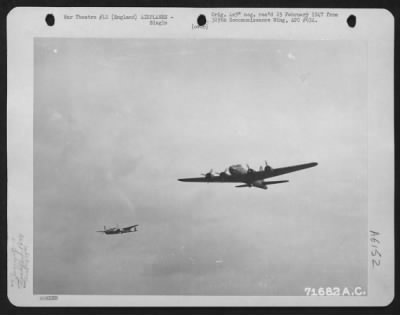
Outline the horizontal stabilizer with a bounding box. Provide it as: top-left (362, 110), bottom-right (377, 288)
top-left (263, 180), bottom-right (289, 185)
top-left (235, 184), bottom-right (250, 188)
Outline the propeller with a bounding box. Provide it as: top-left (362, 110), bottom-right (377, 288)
top-left (246, 164), bottom-right (255, 173)
top-left (264, 161), bottom-right (273, 172)
top-left (216, 168), bottom-right (229, 176)
top-left (201, 169), bottom-right (213, 175)
top-left (96, 225), bottom-right (107, 233)
top-left (201, 169), bottom-right (214, 178)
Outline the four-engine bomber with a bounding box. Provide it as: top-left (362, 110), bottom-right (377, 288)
top-left (179, 161), bottom-right (318, 190)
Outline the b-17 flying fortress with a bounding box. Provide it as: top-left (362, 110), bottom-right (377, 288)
top-left (178, 161), bottom-right (318, 190)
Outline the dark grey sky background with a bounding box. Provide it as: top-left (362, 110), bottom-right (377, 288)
top-left (34, 39), bottom-right (367, 295)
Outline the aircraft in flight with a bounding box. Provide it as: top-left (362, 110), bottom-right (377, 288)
top-left (96, 224), bottom-right (139, 235)
top-left (178, 161), bottom-right (318, 190)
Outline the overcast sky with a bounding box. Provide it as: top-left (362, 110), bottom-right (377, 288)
top-left (34, 39), bottom-right (367, 295)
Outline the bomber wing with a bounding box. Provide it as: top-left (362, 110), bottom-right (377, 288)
top-left (268, 162), bottom-right (318, 178)
top-left (178, 176), bottom-right (244, 183)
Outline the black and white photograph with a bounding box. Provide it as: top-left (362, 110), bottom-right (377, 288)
top-left (7, 7), bottom-right (394, 306)
top-left (33, 38), bottom-right (368, 296)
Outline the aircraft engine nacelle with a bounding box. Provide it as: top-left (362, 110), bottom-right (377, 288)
top-left (264, 161), bottom-right (273, 173)
top-left (229, 165), bottom-right (247, 176)
top-left (201, 169), bottom-right (214, 180)
top-left (252, 180), bottom-right (268, 189)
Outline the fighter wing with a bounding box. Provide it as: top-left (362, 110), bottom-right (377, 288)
top-left (269, 162), bottom-right (318, 177)
top-left (122, 225), bottom-right (138, 232)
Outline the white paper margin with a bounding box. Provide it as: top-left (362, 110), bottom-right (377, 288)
top-left (7, 7), bottom-right (394, 307)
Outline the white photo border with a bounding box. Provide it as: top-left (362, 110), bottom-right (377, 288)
top-left (7, 7), bottom-right (394, 306)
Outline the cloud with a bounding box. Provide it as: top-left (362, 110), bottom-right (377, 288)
top-left (49, 111), bottom-right (62, 121)
top-left (287, 52), bottom-right (296, 60)
top-left (34, 39), bottom-right (368, 295)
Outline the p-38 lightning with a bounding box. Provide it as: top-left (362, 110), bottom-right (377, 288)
top-left (96, 224), bottom-right (139, 235)
top-left (178, 161), bottom-right (318, 190)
